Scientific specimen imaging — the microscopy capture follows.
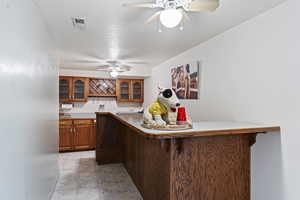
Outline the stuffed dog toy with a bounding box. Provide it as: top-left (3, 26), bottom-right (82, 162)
top-left (143, 86), bottom-right (192, 128)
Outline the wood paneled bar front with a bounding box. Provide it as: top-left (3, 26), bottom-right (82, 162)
top-left (95, 112), bottom-right (280, 200)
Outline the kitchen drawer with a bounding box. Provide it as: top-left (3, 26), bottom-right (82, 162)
top-left (73, 119), bottom-right (93, 125)
top-left (59, 119), bottom-right (72, 125)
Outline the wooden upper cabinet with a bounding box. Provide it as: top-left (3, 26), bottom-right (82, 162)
top-left (59, 76), bottom-right (143, 102)
top-left (131, 80), bottom-right (144, 102)
top-left (116, 79), bottom-right (144, 102)
top-left (89, 78), bottom-right (116, 97)
top-left (117, 79), bottom-right (131, 102)
top-left (59, 77), bottom-right (73, 102)
top-left (59, 76), bottom-right (88, 102)
top-left (72, 77), bottom-right (88, 102)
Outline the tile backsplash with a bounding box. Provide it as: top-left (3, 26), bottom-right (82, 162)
top-left (60, 97), bottom-right (142, 114)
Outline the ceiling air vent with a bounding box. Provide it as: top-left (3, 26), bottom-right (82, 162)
top-left (72, 17), bottom-right (86, 30)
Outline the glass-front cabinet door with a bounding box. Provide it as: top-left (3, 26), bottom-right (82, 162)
top-left (131, 80), bottom-right (143, 102)
top-left (72, 77), bottom-right (88, 102)
top-left (59, 77), bottom-right (73, 102)
top-left (117, 79), bottom-right (131, 102)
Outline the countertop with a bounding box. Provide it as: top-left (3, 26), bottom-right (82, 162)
top-left (96, 112), bottom-right (281, 139)
top-left (59, 112), bottom-right (141, 120)
top-left (59, 113), bottom-right (96, 119)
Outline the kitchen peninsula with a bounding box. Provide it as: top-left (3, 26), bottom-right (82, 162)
top-left (96, 112), bottom-right (280, 200)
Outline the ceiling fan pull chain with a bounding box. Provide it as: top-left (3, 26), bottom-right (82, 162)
top-left (179, 20), bottom-right (184, 31)
top-left (158, 20), bottom-right (163, 33)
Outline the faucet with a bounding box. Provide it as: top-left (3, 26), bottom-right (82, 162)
top-left (98, 104), bottom-right (105, 111)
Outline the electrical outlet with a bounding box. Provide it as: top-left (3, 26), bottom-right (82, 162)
top-left (72, 17), bottom-right (87, 30)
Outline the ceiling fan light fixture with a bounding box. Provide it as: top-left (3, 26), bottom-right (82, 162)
top-left (110, 70), bottom-right (119, 78)
top-left (159, 9), bottom-right (183, 28)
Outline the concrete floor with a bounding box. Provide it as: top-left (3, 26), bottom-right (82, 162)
top-left (51, 151), bottom-right (142, 200)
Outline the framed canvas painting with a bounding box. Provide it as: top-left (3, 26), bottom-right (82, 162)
top-left (171, 61), bottom-right (200, 99)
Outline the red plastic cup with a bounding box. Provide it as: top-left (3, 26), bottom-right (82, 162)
top-left (177, 107), bottom-right (187, 125)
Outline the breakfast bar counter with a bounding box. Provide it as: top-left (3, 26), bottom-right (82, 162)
top-left (95, 112), bottom-right (280, 200)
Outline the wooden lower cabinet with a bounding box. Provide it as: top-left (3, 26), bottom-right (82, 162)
top-left (59, 120), bottom-right (73, 151)
top-left (59, 119), bottom-right (96, 152)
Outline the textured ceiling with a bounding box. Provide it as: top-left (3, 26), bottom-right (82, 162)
top-left (35, 0), bottom-right (285, 70)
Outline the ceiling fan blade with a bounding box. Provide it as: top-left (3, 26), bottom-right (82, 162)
top-left (145, 11), bottom-right (161, 24)
top-left (96, 66), bottom-right (113, 71)
top-left (123, 2), bottom-right (156, 8)
top-left (118, 69), bottom-right (130, 72)
top-left (117, 67), bottom-right (131, 72)
top-left (96, 68), bottom-right (129, 72)
top-left (121, 65), bottom-right (132, 69)
top-left (70, 60), bottom-right (100, 64)
top-left (188, 0), bottom-right (219, 12)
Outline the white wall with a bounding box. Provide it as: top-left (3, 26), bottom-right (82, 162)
top-left (145, 1), bottom-right (298, 199)
top-left (0, 1), bottom-right (59, 200)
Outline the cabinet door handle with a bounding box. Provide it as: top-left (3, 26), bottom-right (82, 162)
top-left (70, 128), bottom-right (73, 133)
top-left (74, 128), bottom-right (77, 138)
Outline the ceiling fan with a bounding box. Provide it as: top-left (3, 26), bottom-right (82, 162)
top-left (123, 0), bottom-right (220, 29)
top-left (61, 55), bottom-right (148, 77)
top-left (96, 61), bottom-right (132, 77)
